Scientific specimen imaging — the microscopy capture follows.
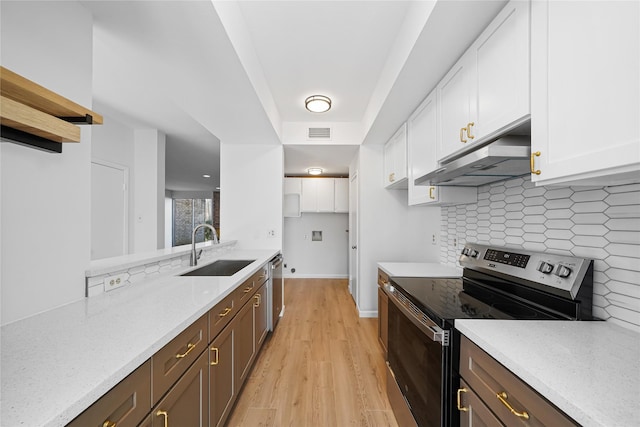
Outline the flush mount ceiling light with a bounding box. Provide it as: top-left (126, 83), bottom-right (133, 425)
top-left (307, 167), bottom-right (323, 175)
top-left (202, 174), bottom-right (211, 178)
top-left (305, 95), bottom-right (331, 113)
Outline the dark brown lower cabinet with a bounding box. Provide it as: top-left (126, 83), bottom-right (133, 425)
top-left (254, 283), bottom-right (268, 349)
top-left (235, 293), bottom-right (255, 388)
top-left (209, 322), bottom-right (234, 427)
top-left (458, 335), bottom-right (578, 427)
top-left (147, 349), bottom-right (209, 427)
top-left (458, 379), bottom-right (504, 427)
top-left (377, 285), bottom-right (388, 357)
top-left (67, 361), bottom-right (151, 427)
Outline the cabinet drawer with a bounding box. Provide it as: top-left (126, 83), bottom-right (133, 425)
top-left (377, 269), bottom-right (389, 287)
top-left (236, 266), bottom-right (268, 305)
top-left (460, 336), bottom-right (577, 427)
top-left (209, 291), bottom-right (235, 342)
top-left (67, 360), bottom-right (151, 427)
top-left (152, 314), bottom-right (207, 404)
top-left (458, 378), bottom-right (504, 427)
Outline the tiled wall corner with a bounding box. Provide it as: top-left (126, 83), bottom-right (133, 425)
top-left (86, 241), bottom-right (237, 296)
top-left (440, 176), bottom-right (640, 331)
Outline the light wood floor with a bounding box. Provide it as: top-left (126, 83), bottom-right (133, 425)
top-left (226, 278), bottom-right (399, 427)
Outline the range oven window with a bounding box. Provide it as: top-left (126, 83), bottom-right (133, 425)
top-left (388, 300), bottom-right (443, 427)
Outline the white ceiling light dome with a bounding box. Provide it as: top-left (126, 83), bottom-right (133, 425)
top-left (307, 167), bottom-right (323, 175)
top-left (305, 95), bottom-right (331, 113)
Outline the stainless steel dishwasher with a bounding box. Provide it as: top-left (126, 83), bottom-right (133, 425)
top-left (268, 254), bottom-right (284, 331)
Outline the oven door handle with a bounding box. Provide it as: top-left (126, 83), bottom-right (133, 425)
top-left (386, 287), bottom-right (449, 346)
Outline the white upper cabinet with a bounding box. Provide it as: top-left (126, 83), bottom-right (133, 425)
top-left (408, 90), bottom-right (477, 206)
top-left (531, 0), bottom-right (640, 186)
top-left (383, 123), bottom-right (408, 189)
top-left (334, 178), bottom-right (349, 213)
top-left (438, 0), bottom-right (531, 161)
top-left (284, 177), bottom-right (302, 195)
top-left (300, 178), bottom-right (347, 213)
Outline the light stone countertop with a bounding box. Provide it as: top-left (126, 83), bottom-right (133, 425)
top-left (455, 319), bottom-right (640, 427)
top-left (377, 262), bottom-right (462, 278)
top-left (1, 248), bottom-right (279, 427)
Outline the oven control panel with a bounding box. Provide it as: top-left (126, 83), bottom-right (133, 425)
top-left (459, 243), bottom-right (592, 300)
top-left (483, 249), bottom-right (530, 268)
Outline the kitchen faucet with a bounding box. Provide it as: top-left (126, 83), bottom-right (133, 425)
top-left (190, 223), bottom-right (219, 266)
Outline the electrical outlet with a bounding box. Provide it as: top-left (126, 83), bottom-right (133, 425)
top-left (432, 234), bottom-right (437, 245)
top-left (104, 274), bottom-right (125, 292)
top-left (267, 229), bottom-right (276, 237)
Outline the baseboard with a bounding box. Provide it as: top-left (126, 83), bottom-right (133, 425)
top-left (358, 310), bottom-right (378, 318)
top-left (283, 273), bottom-right (349, 279)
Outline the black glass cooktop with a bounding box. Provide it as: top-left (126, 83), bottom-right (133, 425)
top-left (389, 276), bottom-right (560, 327)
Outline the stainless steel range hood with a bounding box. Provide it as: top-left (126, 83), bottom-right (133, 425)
top-left (415, 136), bottom-right (531, 187)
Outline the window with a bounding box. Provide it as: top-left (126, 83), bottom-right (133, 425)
top-left (172, 198), bottom-right (214, 246)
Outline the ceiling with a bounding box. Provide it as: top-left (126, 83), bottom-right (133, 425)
top-left (83, 0), bottom-right (507, 186)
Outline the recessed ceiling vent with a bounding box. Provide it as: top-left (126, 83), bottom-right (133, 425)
top-left (307, 127), bottom-right (331, 140)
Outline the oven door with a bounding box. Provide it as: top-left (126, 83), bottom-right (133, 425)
top-left (387, 290), bottom-right (449, 427)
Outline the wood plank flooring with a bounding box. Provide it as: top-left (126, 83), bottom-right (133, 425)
top-left (226, 278), bottom-right (398, 427)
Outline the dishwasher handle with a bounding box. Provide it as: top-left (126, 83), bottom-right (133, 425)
top-left (271, 255), bottom-right (283, 270)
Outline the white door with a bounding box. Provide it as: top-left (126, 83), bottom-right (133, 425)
top-left (91, 160), bottom-right (128, 260)
top-left (348, 173), bottom-right (359, 306)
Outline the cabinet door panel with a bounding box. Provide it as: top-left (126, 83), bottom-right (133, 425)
top-left (377, 286), bottom-right (388, 357)
top-left (408, 91), bottom-right (438, 205)
top-left (531, 0), bottom-right (640, 185)
top-left (210, 323), bottom-right (234, 427)
top-left (316, 178), bottom-right (335, 212)
top-left (300, 179), bottom-right (317, 212)
top-left (254, 283), bottom-right (269, 349)
top-left (235, 298), bottom-right (255, 388)
top-left (438, 54), bottom-right (475, 160)
top-left (334, 178), bottom-right (349, 212)
top-left (151, 349), bottom-right (208, 427)
top-left (474, 0), bottom-right (530, 140)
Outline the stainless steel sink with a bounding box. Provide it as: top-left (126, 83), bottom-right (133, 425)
top-left (181, 259), bottom-right (255, 277)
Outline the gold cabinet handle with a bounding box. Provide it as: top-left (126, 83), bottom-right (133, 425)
top-left (102, 421), bottom-right (116, 427)
top-left (530, 151), bottom-right (541, 175)
top-left (254, 294), bottom-right (261, 307)
top-left (460, 127), bottom-right (468, 143)
top-left (210, 346), bottom-right (219, 366)
top-left (156, 410), bottom-right (169, 427)
top-left (244, 286), bottom-right (253, 293)
top-left (429, 186), bottom-right (436, 200)
top-left (218, 307), bottom-right (231, 317)
top-left (466, 122), bottom-right (475, 139)
top-left (175, 342), bottom-right (196, 359)
top-left (457, 387), bottom-right (468, 412)
top-left (389, 172), bottom-right (395, 182)
top-left (496, 391), bottom-right (530, 420)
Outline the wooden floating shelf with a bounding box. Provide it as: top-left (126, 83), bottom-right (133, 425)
top-left (0, 66), bottom-right (102, 152)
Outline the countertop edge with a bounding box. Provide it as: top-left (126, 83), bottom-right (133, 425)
top-left (2, 248), bottom-right (279, 427)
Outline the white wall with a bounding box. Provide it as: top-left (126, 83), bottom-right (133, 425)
top-left (0, 1), bottom-right (93, 325)
top-left (220, 143), bottom-right (283, 250)
top-left (132, 129), bottom-right (166, 252)
top-left (353, 144), bottom-right (441, 316)
top-left (283, 213), bottom-right (349, 278)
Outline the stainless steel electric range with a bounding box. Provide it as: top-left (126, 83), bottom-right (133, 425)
top-left (384, 243), bottom-right (594, 427)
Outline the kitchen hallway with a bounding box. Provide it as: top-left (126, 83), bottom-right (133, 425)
top-left (226, 279), bottom-right (398, 426)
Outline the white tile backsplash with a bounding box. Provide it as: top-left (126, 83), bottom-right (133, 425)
top-left (441, 176), bottom-right (640, 332)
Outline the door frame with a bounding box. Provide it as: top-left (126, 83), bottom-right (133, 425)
top-left (91, 158), bottom-right (130, 257)
top-left (348, 171), bottom-right (359, 307)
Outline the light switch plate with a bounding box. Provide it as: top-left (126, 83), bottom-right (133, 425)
top-left (104, 274), bottom-right (126, 292)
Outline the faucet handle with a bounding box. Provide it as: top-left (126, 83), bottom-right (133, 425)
top-left (197, 249), bottom-right (203, 260)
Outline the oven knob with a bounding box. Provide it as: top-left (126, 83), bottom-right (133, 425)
top-left (554, 265), bottom-right (572, 278)
top-left (538, 261), bottom-right (554, 274)
top-left (469, 250), bottom-right (479, 258)
top-left (461, 247), bottom-right (470, 256)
